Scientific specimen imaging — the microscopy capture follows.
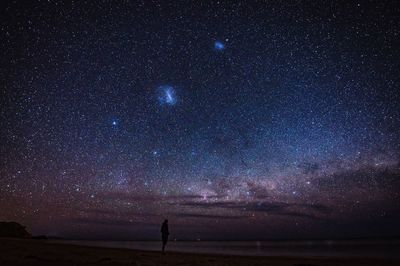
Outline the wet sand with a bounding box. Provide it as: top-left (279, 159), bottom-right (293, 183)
top-left (0, 238), bottom-right (399, 266)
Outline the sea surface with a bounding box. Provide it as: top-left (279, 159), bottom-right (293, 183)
top-left (51, 239), bottom-right (400, 258)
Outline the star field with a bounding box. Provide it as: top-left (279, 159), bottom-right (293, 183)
top-left (1, 1), bottom-right (400, 240)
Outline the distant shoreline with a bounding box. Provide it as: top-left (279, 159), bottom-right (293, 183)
top-left (45, 236), bottom-right (400, 242)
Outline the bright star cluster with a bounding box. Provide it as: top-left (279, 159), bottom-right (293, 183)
top-left (158, 85), bottom-right (177, 106)
top-left (0, 1), bottom-right (399, 240)
top-left (214, 41), bottom-right (225, 51)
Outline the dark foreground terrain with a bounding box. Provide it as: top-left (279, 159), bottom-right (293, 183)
top-left (0, 238), bottom-right (399, 266)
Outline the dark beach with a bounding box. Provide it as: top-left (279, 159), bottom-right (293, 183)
top-left (1, 238), bottom-right (399, 266)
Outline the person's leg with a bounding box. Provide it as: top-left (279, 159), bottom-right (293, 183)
top-left (162, 237), bottom-right (166, 253)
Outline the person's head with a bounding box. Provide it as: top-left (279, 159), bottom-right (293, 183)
top-left (164, 219), bottom-right (168, 224)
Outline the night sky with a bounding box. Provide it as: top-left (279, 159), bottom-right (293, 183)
top-left (1, 1), bottom-right (400, 240)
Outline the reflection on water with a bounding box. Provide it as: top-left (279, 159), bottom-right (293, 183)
top-left (51, 239), bottom-right (400, 258)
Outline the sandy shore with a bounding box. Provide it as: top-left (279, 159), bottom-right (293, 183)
top-left (0, 238), bottom-right (399, 266)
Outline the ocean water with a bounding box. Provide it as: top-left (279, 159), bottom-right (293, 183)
top-left (51, 239), bottom-right (400, 258)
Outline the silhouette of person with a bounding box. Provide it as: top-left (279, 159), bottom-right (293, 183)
top-left (161, 219), bottom-right (169, 253)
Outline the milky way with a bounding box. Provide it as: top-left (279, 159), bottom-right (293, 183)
top-left (1, 1), bottom-right (400, 240)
